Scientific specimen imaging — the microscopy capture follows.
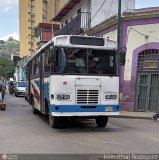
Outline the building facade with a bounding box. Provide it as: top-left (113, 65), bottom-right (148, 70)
top-left (19, 0), bottom-right (67, 57)
top-left (85, 7), bottom-right (159, 112)
top-left (34, 23), bottom-right (60, 49)
top-left (52, 1), bottom-right (159, 112)
top-left (52, 0), bottom-right (135, 36)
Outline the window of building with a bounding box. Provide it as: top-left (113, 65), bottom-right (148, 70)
top-left (31, 14), bottom-right (35, 17)
top-left (77, 8), bottom-right (81, 15)
top-left (65, 20), bottom-right (68, 25)
top-left (43, 0), bottom-right (48, 3)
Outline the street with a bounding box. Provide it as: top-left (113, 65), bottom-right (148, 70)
top-left (0, 92), bottom-right (159, 154)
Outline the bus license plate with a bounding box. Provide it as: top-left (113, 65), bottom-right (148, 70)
top-left (105, 106), bottom-right (113, 112)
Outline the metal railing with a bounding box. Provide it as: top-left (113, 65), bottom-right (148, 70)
top-left (137, 49), bottom-right (159, 71)
top-left (54, 12), bottom-right (91, 36)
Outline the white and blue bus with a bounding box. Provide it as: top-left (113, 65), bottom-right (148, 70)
top-left (27, 35), bottom-right (120, 128)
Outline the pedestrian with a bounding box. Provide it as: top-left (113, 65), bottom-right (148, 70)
top-left (0, 79), bottom-right (5, 100)
top-left (153, 113), bottom-right (159, 120)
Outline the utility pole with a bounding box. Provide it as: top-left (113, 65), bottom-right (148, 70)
top-left (117, 0), bottom-right (122, 74)
top-left (117, 0), bottom-right (122, 51)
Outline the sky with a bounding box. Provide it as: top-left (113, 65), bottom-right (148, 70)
top-left (0, 0), bottom-right (159, 41)
top-left (0, 0), bottom-right (19, 41)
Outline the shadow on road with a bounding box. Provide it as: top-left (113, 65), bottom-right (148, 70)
top-left (35, 112), bottom-right (125, 133)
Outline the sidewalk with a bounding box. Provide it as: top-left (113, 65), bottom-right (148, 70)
top-left (112, 111), bottom-right (154, 120)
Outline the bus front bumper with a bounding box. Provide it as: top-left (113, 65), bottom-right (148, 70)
top-left (49, 104), bottom-right (120, 117)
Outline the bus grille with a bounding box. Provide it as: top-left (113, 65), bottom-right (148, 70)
top-left (76, 90), bottom-right (99, 104)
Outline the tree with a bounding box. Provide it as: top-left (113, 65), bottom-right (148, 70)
top-left (4, 39), bottom-right (19, 49)
top-left (0, 39), bottom-right (19, 58)
top-left (0, 57), bottom-right (14, 79)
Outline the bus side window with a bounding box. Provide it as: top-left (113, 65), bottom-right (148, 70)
top-left (32, 60), bottom-right (36, 76)
top-left (54, 48), bottom-right (60, 73)
top-left (49, 47), bottom-right (65, 74)
top-left (49, 45), bottom-right (55, 74)
top-left (33, 56), bottom-right (40, 76)
top-left (49, 45), bottom-right (55, 62)
top-left (44, 48), bottom-right (50, 74)
top-left (54, 48), bottom-right (66, 73)
top-left (30, 61), bottom-right (33, 77)
top-left (59, 48), bottom-right (66, 73)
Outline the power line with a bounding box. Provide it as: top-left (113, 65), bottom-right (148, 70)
top-left (126, 0), bottom-right (130, 10)
top-left (123, 0), bottom-right (135, 15)
top-left (91, 0), bottom-right (108, 21)
top-left (107, 0), bottom-right (114, 18)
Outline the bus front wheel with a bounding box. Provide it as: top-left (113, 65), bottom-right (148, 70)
top-left (95, 116), bottom-right (108, 127)
top-left (49, 115), bottom-right (60, 128)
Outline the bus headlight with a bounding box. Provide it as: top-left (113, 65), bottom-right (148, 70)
top-left (56, 94), bottom-right (70, 100)
top-left (105, 95), bottom-right (117, 99)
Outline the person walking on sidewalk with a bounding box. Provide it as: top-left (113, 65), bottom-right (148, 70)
top-left (0, 79), bottom-right (5, 100)
top-left (153, 112), bottom-right (159, 120)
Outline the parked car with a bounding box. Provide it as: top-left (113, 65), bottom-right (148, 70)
top-left (14, 81), bottom-right (27, 97)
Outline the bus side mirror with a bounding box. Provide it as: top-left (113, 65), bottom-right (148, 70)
top-left (120, 52), bottom-right (126, 65)
top-left (49, 46), bottom-right (55, 63)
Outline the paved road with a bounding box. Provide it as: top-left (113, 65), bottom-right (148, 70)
top-left (0, 92), bottom-right (159, 155)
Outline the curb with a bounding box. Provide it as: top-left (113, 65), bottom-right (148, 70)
top-left (110, 115), bottom-right (153, 120)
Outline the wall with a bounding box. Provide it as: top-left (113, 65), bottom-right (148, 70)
top-left (19, 0), bottom-right (66, 57)
top-left (90, 0), bottom-right (135, 27)
top-left (125, 23), bottom-right (159, 80)
top-left (122, 22), bottom-right (159, 111)
top-left (60, 0), bottom-right (135, 28)
top-left (60, 0), bottom-right (89, 27)
top-left (95, 16), bottom-right (159, 111)
top-left (19, 0), bottom-right (30, 57)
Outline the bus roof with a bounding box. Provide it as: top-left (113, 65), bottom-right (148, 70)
top-left (53, 35), bottom-right (116, 49)
top-left (28, 35), bottom-right (117, 63)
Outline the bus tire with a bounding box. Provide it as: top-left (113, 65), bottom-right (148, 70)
top-left (44, 99), bottom-right (49, 115)
top-left (32, 106), bottom-right (38, 114)
top-left (95, 116), bottom-right (108, 127)
top-left (49, 115), bottom-right (60, 128)
top-left (32, 96), bottom-right (38, 114)
top-left (2, 105), bottom-right (6, 111)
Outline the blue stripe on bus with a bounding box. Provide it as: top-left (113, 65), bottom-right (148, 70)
top-left (35, 80), bottom-right (40, 88)
top-left (49, 104), bottom-right (120, 112)
top-left (44, 82), bottom-right (49, 99)
top-left (34, 80), bottom-right (49, 99)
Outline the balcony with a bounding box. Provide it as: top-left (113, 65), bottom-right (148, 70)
top-left (54, 12), bottom-right (91, 36)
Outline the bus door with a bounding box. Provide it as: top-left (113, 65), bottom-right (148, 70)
top-left (40, 52), bottom-right (45, 114)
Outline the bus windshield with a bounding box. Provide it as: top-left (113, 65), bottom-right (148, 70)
top-left (55, 47), bottom-right (117, 76)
